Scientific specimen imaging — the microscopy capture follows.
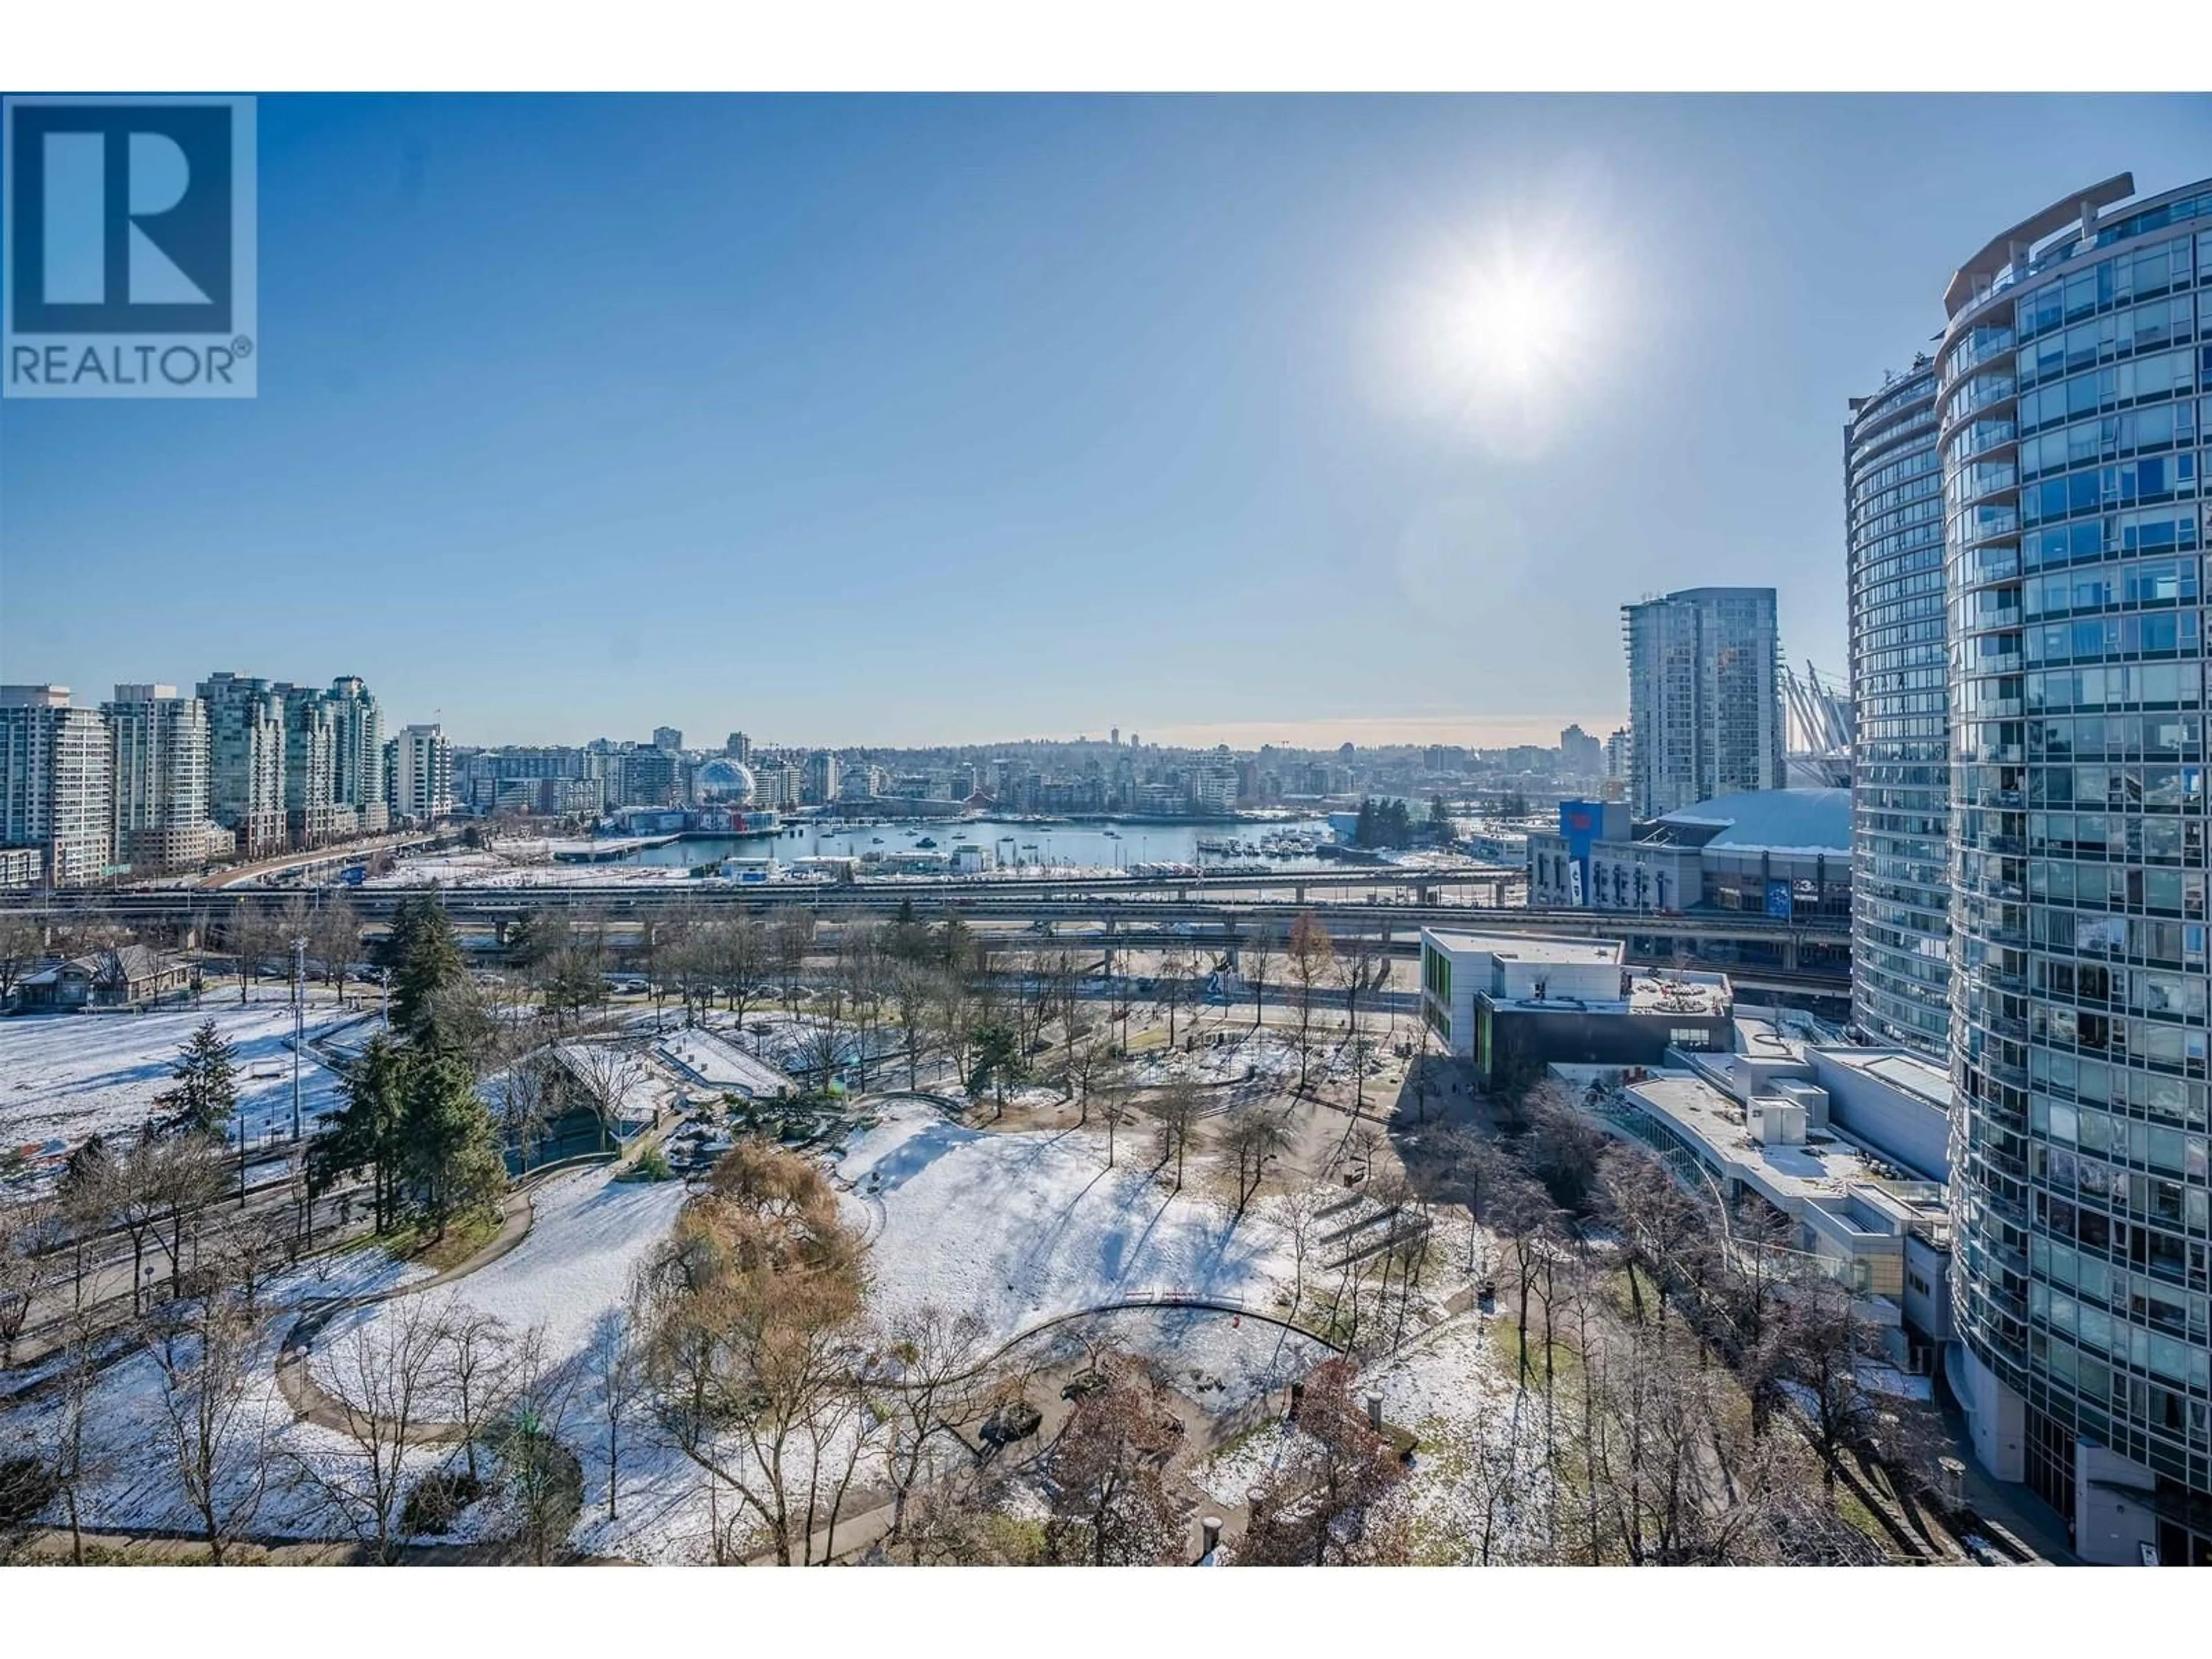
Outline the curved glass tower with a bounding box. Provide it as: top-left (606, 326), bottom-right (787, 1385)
top-left (1847, 364), bottom-right (1949, 1058)
top-left (1942, 173), bottom-right (2212, 1562)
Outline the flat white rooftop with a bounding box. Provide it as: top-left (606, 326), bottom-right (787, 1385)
top-left (1624, 1071), bottom-right (1885, 1207)
top-left (1816, 1047), bottom-right (1952, 1109)
top-left (1423, 929), bottom-right (1622, 965)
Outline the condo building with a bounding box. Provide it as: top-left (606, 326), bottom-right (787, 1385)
top-left (197, 672), bottom-right (288, 857)
top-left (1623, 586), bottom-right (1784, 819)
top-left (1938, 173), bottom-right (2212, 1565)
top-left (1847, 363), bottom-right (1952, 1060)
top-left (327, 676), bottom-right (389, 836)
top-left (278, 683), bottom-right (339, 847)
top-left (0, 685), bottom-right (112, 885)
top-left (385, 724), bottom-right (456, 824)
top-left (103, 684), bottom-right (213, 872)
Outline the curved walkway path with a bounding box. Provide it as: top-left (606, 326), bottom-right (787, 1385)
top-left (272, 1158), bottom-right (611, 1442)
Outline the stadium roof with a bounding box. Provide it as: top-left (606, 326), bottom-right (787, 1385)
top-left (1657, 789), bottom-right (1851, 855)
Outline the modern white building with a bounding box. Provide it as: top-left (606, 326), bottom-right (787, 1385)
top-left (103, 684), bottom-right (213, 872)
top-left (804, 751), bottom-right (840, 805)
top-left (0, 685), bottom-right (113, 886)
top-left (1604, 728), bottom-right (1631, 780)
top-left (197, 672), bottom-right (288, 857)
top-left (750, 760), bottom-right (798, 810)
top-left (1418, 926), bottom-right (1732, 1085)
top-left (386, 724), bottom-right (455, 824)
top-left (1623, 587), bottom-right (1784, 819)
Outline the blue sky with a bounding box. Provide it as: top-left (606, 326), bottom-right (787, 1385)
top-left (3, 93), bottom-right (2207, 748)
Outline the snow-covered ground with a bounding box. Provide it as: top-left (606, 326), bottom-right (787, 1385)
top-left (1185, 1308), bottom-right (1551, 1563)
top-left (0, 1236), bottom-right (438, 1543)
top-left (0, 996), bottom-right (354, 1164)
top-left (1363, 1314), bottom-right (1553, 1562)
top-left (0, 1164), bottom-right (688, 1556)
top-left (362, 851), bottom-right (698, 890)
top-left (835, 1101), bottom-right (1296, 1344)
top-left (309, 1165), bottom-right (687, 1406)
top-left (1022, 1306), bottom-right (1327, 1409)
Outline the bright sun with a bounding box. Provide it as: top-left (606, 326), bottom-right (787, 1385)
top-left (1380, 209), bottom-right (1614, 459)
top-left (1456, 268), bottom-right (1577, 389)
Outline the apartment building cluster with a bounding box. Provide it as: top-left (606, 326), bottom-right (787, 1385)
top-left (1, 674), bottom-right (451, 887)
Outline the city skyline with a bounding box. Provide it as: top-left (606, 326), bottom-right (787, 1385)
top-left (8, 66), bottom-right (2212, 1578)
top-left (5, 95), bottom-right (2207, 744)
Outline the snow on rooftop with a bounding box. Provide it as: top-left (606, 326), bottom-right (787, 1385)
top-left (657, 1028), bottom-right (793, 1099)
top-left (1657, 788), bottom-right (1851, 855)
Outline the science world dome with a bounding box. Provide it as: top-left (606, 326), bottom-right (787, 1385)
top-left (693, 758), bottom-right (757, 804)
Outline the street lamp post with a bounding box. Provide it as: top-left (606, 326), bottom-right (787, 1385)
top-left (291, 935), bottom-right (307, 1141)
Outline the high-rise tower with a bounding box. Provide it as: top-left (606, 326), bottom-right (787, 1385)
top-left (1847, 365), bottom-right (1950, 1058)
top-left (1941, 173), bottom-right (2212, 1563)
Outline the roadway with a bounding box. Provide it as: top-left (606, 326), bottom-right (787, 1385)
top-left (2, 872), bottom-right (1850, 999)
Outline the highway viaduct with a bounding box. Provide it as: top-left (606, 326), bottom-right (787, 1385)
top-left (2, 872), bottom-right (1851, 1004)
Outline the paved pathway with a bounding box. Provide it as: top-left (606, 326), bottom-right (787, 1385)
top-left (272, 1178), bottom-right (546, 1441)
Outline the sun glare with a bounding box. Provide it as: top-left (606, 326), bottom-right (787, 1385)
top-left (1457, 270), bottom-right (1574, 388)
top-left (1379, 217), bottom-right (1613, 460)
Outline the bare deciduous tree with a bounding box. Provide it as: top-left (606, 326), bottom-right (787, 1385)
top-left (1241, 920), bottom-right (1278, 1029)
top-left (561, 1040), bottom-right (652, 1151)
top-left (46, 1309), bottom-right (112, 1565)
top-left (1285, 911), bottom-right (1336, 1095)
top-left (588, 1291), bottom-right (647, 1527)
top-left (1224, 1107), bottom-right (1294, 1217)
top-left (875, 1302), bottom-right (991, 1553)
top-left (771, 908), bottom-right (817, 1020)
top-left (1040, 1351), bottom-right (1183, 1566)
top-left (144, 1291), bottom-right (274, 1564)
top-left (1146, 1076), bottom-right (1203, 1193)
top-left (0, 1197), bottom-right (60, 1367)
top-left (0, 911), bottom-right (44, 1005)
top-left (491, 1324), bottom-right (584, 1565)
top-left (290, 1294), bottom-right (454, 1563)
top-left (441, 1304), bottom-right (516, 1486)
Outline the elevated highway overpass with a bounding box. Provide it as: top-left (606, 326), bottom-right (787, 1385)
top-left (3, 874), bottom-right (1850, 1002)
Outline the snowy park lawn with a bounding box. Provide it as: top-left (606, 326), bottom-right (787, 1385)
top-left (309, 1164), bottom-right (687, 1404)
top-left (835, 1102), bottom-right (1297, 1345)
top-left (0, 1236), bottom-right (440, 1543)
top-left (0, 997), bottom-right (353, 1160)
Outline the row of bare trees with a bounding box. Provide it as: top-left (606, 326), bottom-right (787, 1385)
top-left (1387, 1080), bottom-right (1931, 1564)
